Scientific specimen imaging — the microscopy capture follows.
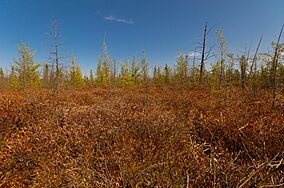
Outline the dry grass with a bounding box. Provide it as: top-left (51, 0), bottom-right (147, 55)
top-left (0, 87), bottom-right (283, 187)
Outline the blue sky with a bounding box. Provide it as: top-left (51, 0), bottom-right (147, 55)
top-left (0, 0), bottom-right (283, 74)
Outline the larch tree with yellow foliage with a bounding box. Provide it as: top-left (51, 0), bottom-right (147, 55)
top-left (69, 53), bottom-right (84, 88)
top-left (11, 43), bottom-right (41, 89)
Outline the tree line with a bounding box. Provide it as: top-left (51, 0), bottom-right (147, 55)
top-left (0, 22), bottom-right (283, 98)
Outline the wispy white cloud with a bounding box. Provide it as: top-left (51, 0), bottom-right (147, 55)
top-left (104, 15), bottom-right (134, 25)
top-left (188, 51), bottom-right (201, 58)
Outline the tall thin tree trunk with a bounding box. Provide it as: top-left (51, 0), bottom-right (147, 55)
top-left (248, 36), bottom-right (263, 97)
top-left (199, 22), bottom-right (207, 85)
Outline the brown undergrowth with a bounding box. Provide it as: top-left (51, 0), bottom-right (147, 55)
top-left (0, 87), bottom-right (283, 187)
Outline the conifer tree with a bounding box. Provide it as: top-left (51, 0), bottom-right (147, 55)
top-left (124, 58), bottom-right (130, 79)
top-left (176, 51), bottom-right (187, 85)
top-left (0, 68), bottom-right (4, 80)
top-left (112, 60), bottom-right (117, 84)
top-left (120, 59), bottom-right (133, 86)
top-left (83, 74), bottom-right (89, 86)
top-left (96, 56), bottom-right (103, 85)
top-left (49, 64), bottom-right (56, 87)
top-left (102, 38), bottom-right (111, 85)
top-left (70, 53), bottom-right (84, 88)
top-left (9, 66), bottom-right (18, 89)
top-left (164, 64), bottom-right (171, 85)
top-left (12, 43), bottom-right (41, 89)
top-left (210, 61), bottom-right (221, 88)
top-left (239, 55), bottom-right (248, 90)
top-left (89, 69), bottom-right (95, 87)
top-left (216, 29), bottom-right (228, 88)
top-left (42, 64), bottom-right (49, 88)
top-left (0, 68), bottom-right (7, 89)
top-left (157, 64), bottom-right (164, 85)
top-left (226, 53), bottom-right (235, 87)
top-left (0, 68), bottom-right (3, 85)
top-left (153, 65), bottom-right (157, 84)
top-left (131, 56), bottom-right (140, 84)
top-left (141, 50), bottom-right (149, 84)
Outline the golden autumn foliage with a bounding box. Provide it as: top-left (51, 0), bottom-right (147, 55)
top-left (10, 43), bottom-right (41, 89)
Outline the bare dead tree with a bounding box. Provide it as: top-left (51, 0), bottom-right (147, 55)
top-left (47, 19), bottom-right (65, 92)
top-left (247, 36), bottom-right (263, 96)
top-left (271, 24), bottom-right (284, 107)
top-left (199, 22), bottom-right (215, 85)
top-left (199, 23), bottom-right (207, 85)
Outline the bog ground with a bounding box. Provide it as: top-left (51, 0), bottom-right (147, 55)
top-left (0, 87), bottom-right (283, 187)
